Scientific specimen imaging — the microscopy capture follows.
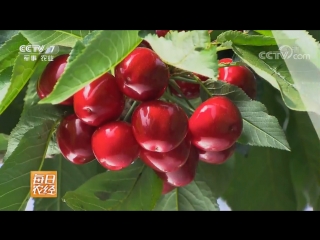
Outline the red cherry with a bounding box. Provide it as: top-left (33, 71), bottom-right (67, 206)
top-left (91, 121), bottom-right (140, 171)
top-left (155, 145), bottom-right (199, 187)
top-left (189, 96), bottom-right (243, 151)
top-left (73, 72), bottom-right (125, 127)
top-left (162, 180), bottom-right (176, 194)
top-left (218, 58), bottom-right (257, 99)
top-left (156, 30), bottom-right (169, 37)
top-left (131, 100), bottom-right (189, 153)
top-left (56, 114), bottom-right (96, 164)
top-left (37, 54), bottom-right (73, 105)
top-left (140, 135), bottom-right (191, 172)
top-left (115, 47), bottom-right (169, 101)
top-left (198, 143), bottom-right (235, 164)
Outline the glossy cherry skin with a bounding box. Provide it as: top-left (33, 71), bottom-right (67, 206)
top-left (156, 30), bottom-right (170, 37)
top-left (73, 72), bottom-right (125, 127)
top-left (91, 121), bottom-right (140, 171)
top-left (140, 135), bottom-right (191, 172)
top-left (189, 96), bottom-right (243, 152)
top-left (218, 58), bottom-right (257, 99)
top-left (37, 54), bottom-right (73, 105)
top-left (115, 47), bottom-right (170, 101)
top-left (131, 100), bottom-right (189, 153)
top-left (155, 145), bottom-right (199, 187)
top-left (198, 143), bottom-right (235, 164)
top-left (162, 180), bottom-right (176, 194)
top-left (56, 114), bottom-right (96, 164)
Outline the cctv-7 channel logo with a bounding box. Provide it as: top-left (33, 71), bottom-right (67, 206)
top-left (19, 45), bottom-right (59, 62)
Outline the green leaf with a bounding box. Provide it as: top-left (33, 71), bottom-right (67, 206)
top-left (39, 30), bottom-right (142, 105)
top-left (20, 30), bottom-right (92, 48)
top-left (34, 154), bottom-right (105, 211)
top-left (202, 80), bottom-right (290, 151)
top-left (0, 104), bottom-right (67, 210)
top-left (217, 30), bottom-right (277, 46)
top-left (0, 67), bottom-right (13, 103)
top-left (196, 158), bottom-right (235, 197)
top-left (143, 30), bottom-right (218, 79)
top-left (253, 30), bottom-right (273, 37)
top-left (232, 44), bottom-right (306, 111)
top-left (288, 111), bottom-right (320, 209)
top-left (0, 33), bottom-right (28, 67)
top-left (223, 148), bottom-right (297, 210)
top-left (210, 30), bottom-right (228, 41)
top-left (63, 160), bottom-right (162, 210)
top-left (0, 53), bottom-right (39, 114)
top-left (270, 30), bottom-right (320, 113)
top-left (154, 171), bottom-right (219, 211)
top-left (0, 133), bottom-right (8, 151)
top-left (223, 81), bottom-right (296, 210)
top-left (0, 30), bottom-right (20, 44)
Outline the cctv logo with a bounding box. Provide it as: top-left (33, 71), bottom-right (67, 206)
top-left (19, 45), bottom-right (57, 54)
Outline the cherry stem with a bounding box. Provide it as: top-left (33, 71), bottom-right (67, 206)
top-left (163, 91), bottom-right (194, 113)
top-left (168, 80), bottom-right (195, 111)
top-left (123, 100), bottom-right (139, 122)
top-left (216, 46), bottom-right (232, 52)
top-left (174, 75), bottom-right (212, 98)
top-left (171, 77), bottom-right (197, 83)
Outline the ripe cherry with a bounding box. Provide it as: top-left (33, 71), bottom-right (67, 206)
top-left (198, 143), bottom-right (235, 164)
top-left (156, 30), bottom-right (169, 37)
top-left (115, 47), bottom-right (169, 101)
top-left (91, 121), bottom-right (140, 171)
top-left (56, 114), bottom-right (96, 164)
top-left (131, 100), bottom-right (189, 153)
top-left (37, 54), bottom-right (73, 105)
top-left (140, 135), bottom-right (191, 172)
top-left (162, 180), bottom-right (176, 194)
top-left (189, 96), bottom-right (243, 152)
top-left (218, 58), bottom-right (257, 99)
top-left (73, 72), bottom-right (125, 127)
top-left (155, 145), bottom-right (199, 187)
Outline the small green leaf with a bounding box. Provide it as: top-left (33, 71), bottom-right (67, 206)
top-left (232, 44), bottom-right (306, 111)
top-left (0, 104), bottom-right (67, 210)
top-left (217, 30), bottom-right (277, 46)
top-left (0, 133), bottom-right (8, 151)
top-left (154, 171), bottom-right (219, 211)
top-left (0, 53), bottom-right (39, 114)
top-left (39, 30), bottom-right (142, 105)
top-left (144, 30), bottom-right (218, 79)
top-left (20, 30), bottom-right (92, 48)
top-left (202, 80), bottom-right (290, 151)
top-left (63, 160), bottom-right (162, 210)
top-left (0, 67), bottom-right (13, 104)
top-left (34, 155), bottom-right (105, 211)
top-left (0, 33), bottom-right (28, 72)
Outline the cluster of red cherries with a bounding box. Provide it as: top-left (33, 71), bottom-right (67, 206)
top-left (36, 30), bottom-right (256, 195)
